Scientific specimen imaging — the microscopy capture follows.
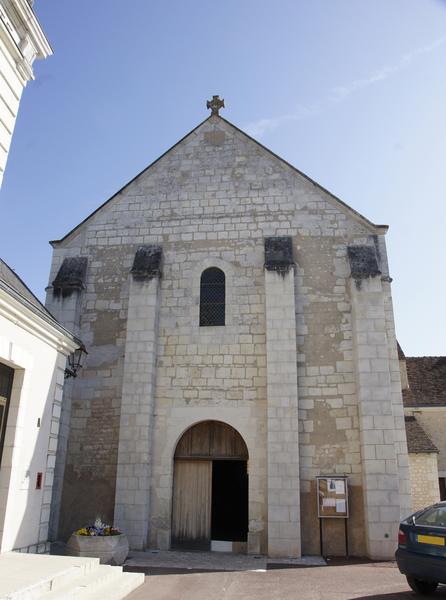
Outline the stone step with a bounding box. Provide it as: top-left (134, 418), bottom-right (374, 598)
top-left (0, 553), bottom-right (100, 600)
top-left (81, 572), bottom-right (145, 600)
top-left (41, 558), bottom-right (101, 594)
top-left (38, 564), bottom-right (125, 599)
top-left (0, 553), bottom-right (144, 600)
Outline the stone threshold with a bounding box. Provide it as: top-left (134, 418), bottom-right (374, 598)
top-left (124, 549), bottom-right (327, 572)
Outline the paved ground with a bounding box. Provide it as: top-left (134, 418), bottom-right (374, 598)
top-left (123, 559), bottom-right (446, 600)
top-left (125, 549), bottom-right (326, 571)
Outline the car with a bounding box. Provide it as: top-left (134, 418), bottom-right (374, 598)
top-left (396, 501), bottom-right (446, 594)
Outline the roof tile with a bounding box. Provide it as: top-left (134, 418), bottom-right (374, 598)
top-left (403, 356), bottom-right (446, 407)
top-left (405, 416), bottom-right (438, 453)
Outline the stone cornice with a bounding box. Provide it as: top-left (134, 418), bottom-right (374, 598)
top-left (0, 0), bottom-right (51, 83)
top-left (9, 0), bottom-right (52, 58)
top-left (0, 13), bottom-right (27, 84)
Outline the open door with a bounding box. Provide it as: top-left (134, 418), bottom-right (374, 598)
top-left (171, 460), bottom-right (212, 550)
top-left (172, 421), bottom-right (249, 550)
top-left (211, 460), bottom-right (248, 542)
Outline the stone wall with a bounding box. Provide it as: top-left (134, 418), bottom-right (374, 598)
top-left (408, 453), bottom-right (440, 512)
top-left (46, 115), bottom-right (407, 557)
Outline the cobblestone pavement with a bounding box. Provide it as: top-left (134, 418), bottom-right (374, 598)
top-left (123, 555), bottom-right (446, 600)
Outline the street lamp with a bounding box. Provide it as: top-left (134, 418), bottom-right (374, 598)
top-left (65, 345), bottom-right (88, 379)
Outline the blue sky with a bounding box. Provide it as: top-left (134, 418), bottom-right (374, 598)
top-left (1, 0), bottom-right (445, 355)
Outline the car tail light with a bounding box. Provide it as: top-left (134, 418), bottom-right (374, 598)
top-left (398, 530), bottom-right (407, 546)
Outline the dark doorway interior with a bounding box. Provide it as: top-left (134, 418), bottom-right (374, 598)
top-left (0, 363), bottom-right (14, 468)
top-left (211, 460), bottom-right (248, 542)
top-left (439, 478), bottom-right (446, 501)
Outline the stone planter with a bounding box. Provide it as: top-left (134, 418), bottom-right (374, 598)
top-left (66, 533), bottom-right (129, 565)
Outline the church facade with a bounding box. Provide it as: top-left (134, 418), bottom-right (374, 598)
top-left (46, 98), bottom-right (411, 559)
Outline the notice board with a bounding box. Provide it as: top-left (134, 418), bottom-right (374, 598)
top-left (316, 476), bottom-right (349, 519)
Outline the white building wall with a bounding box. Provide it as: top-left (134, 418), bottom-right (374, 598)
top-left (0, 298), bottom-right (75, 552)
top-left (0, 0), bottom-right (51, 186)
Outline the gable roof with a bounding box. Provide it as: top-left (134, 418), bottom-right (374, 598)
top-left (403, 356), bottom-right (446, 407)
top-left (50, 114), bottom-right (389, 247)
top-left (0, 258), bottom-right (81, 344)
top-left (404, 416), bottom-right (438, 453)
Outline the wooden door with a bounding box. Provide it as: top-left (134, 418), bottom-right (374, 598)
top-left (172, 460), bottom-right (212, 549)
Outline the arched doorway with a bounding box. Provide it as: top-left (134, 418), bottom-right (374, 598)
top-left (171, 421), bottom-right (249, 551)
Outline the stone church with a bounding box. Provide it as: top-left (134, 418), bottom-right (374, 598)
top-left (46, 96), bottom-right (411, 559)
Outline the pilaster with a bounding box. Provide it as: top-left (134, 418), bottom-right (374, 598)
top-left (382, 279), bottom-right (412, 519)
top-left (114, 246), bottom-right (162, 549)
top-left (38, 355), bottom-right (66, 551)
top-left (264, 237), bottom-right (300, 558)
top-left (46, 256), bottom-right (87, 541)
top-left (349, 244), bottom-right (406, 559)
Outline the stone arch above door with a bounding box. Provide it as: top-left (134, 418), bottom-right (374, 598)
top-left (174, 420), bottom-right (249, 460)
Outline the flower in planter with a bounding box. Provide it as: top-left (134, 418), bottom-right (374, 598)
top-left (74, 518), bottom-right (121, 537)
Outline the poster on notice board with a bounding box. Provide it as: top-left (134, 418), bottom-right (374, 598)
top-left (317, 476), bottom-right (349, 518)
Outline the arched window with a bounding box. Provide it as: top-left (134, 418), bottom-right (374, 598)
top-left (200, 267), bottom-right (225, 326)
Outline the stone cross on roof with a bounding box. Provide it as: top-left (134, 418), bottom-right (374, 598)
top-left (206, 95), bottom-right (225, 116)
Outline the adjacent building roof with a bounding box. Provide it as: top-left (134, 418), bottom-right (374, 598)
top-left (397, 342), bottom-right (405, 360)
top-left (403, 356), bottom-right (446, 407)
top-left (0, 258), bottom-right (50, 313)
top-left (404, 416), bottom-right (439, 454)
top-left (0, 258), bottom-right (81, 345)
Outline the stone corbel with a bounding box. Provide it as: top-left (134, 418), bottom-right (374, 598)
top-left (347, 245), bottom-right (381, 289)
top-left (264, 236), bottom-right (294, 275)
top-left (131, 245), bottom-right (162, 281)
top-left (52, 257), bottom-right (88, 298)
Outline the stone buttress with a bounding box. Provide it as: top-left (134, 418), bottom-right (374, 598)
top-left (264, 237), bottom-right (301, 557)
top-left (114, 246), bottom-right (162, 549)
top-left (348, 243), bottom-right (411, 559)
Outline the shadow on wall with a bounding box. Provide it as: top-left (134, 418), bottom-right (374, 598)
top-left (58, 464), bottom-right (116, 541)
top-left (300, 480), bottom-right (366, 557)
top-left (46, 259), bottom-right (122, 543)
top-left (55, 368), bottom-right (119, 542)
